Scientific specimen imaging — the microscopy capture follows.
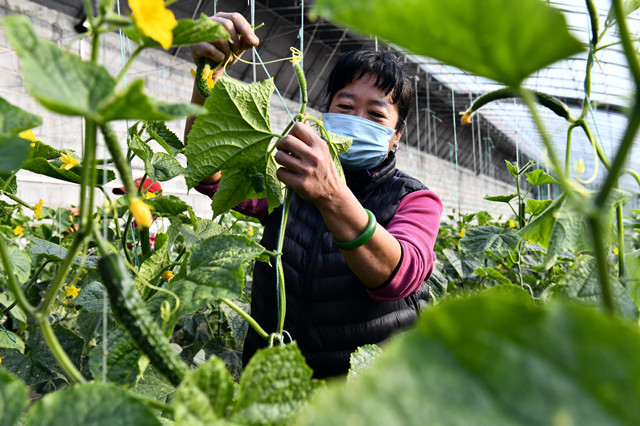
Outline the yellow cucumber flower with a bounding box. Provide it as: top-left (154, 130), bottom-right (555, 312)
top-left (60, 152), bottom-right (80, 170)
top-left (459, 228), bottom-right (465, 238)
top-left (508, 219), bottom-right (516, 228)
top-left (202, 63), bottom-right (214, 89)
top-left (614, 247), bottom-right (619, 255)
top-left (461, 111), bottom-right (473, 125)
top-left (19, 129), bottom-right (38, 142)
top-left (290, 47), bottom-right (302, 65)
top-left (130, 197), bottom-right (152, 228)
top-left (64, 284), bottom-right (80, 298)
top-left (144, 191), bottom-right (157, 200)
top-left (33, 199), bottom-right (44, 220)
top-left (162, 270), bottom-right (175, 280)
top-left (129, 0), bottom-right (177, 50)
top-left (13, 226), bottom-right (23, 236)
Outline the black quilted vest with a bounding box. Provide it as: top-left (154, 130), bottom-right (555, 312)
top-left (243, 153), bottom-right (430, 378)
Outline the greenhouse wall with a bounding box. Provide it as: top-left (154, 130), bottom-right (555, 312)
top-left (0, 0), bottom-right (515, 219)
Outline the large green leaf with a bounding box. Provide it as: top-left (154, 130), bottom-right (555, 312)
top-left (88, 327), bottom-right (143, 386)
top-left (0, 96), bottom-right (42, 137)
top-left (28, 325), bottom-right (83, 382)
top-left (190, 234), bottom-right (268, 271)
top-left (184, 77), bottom-right (279, 190)
top-left (442, 248), bottom-right (480, 279)
top-left (1, 15), bottom-right (203, 122)
top-left (312, 0), bottom-right (584, 87)
top-left (347, 344), bottom-right (383, 383)
top-left (174, 356), bottom-right (235, 425)
top-left (299, 287), bottom-right (640, 425)
top-left (0, 365), bottom-right (28, 426)
top-left (606, 0), bottom-right (640, 27)
top-left (526, 169), bottom-right (558, 186)
top-left (459, 225), bottom-right (521, 255)
top-left (0, 349), bottom-right (57, 386)
top-left (211, 159), bottom-right (268, 216)
top-left (230, 343), bottom-right (324, 425)
top-left (551, 255), bottom-right (638, 319)
top-left (24, 383), bottom-right (161, 426)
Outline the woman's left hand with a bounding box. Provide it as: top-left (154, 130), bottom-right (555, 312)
top-left (274, 122), bottom-right (345, 205)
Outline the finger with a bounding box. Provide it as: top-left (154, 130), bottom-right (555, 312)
top-left (275, 134), bottom-right (313, 160)
top-left (215, 13), bottom-right (259, 54)
top-left (274, 147), bottom-right (304, 173)
top-left (276, 166), bottom-right (302, 189)
top-left (191, 42), bottom-right (227, 64)
top-left (289, 122), bottom-right (323, 149)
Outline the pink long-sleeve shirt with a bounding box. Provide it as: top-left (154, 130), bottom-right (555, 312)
top-left (195, 184), bottom-right (442, 301)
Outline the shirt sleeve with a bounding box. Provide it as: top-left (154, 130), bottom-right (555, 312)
top-left (366, 189), bottom-right (443, 301)
top-left (194, 183), bottom-right (269, 224)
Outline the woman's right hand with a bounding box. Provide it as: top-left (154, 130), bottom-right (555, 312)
top-left (190, 12), bottom-right (259, 67)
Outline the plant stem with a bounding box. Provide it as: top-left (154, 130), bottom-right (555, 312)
top-left (116, 46), bottom-right (143, 83)
top-left (220, 298), bottom-right (269, 341)
top-left (38, 316), bottom-right (86, 383)
top-left (0, 191), bottom-right (31, 209)
top-left (0, 237), bottom-right (34, 315)
top-left (616, 205), bottom-right (626, 279)
top-left (275, 191), bottom-right (291, 337)
top-left (138, 395), bottom-right (174, 415)
top-left (2, 261), bottom-right (49, 316)
top-left (587, 215), bottom-right (615, 312)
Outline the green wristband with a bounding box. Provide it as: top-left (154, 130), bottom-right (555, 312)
top-left (331, 209), bottom-right (377, 250)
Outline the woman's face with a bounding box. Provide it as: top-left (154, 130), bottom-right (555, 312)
top-left (328, 73), bottom-right (403, 151)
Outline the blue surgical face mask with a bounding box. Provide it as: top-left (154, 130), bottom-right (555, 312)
top-left (323, 113), bottom-right (396, 173)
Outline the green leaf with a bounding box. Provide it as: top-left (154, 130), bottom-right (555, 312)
top-left (0, 365), bottom-right (28, 426)
top-left (0, 349), bottom-right (57, 386)
top-left (347, 344), bottom-right (383, 383)
top-left (98, 79), bottom-right (205, 122)
top-left (29, 140), bottom-right (65, 161)
top-left (220, 299), bottom-right (250, 346)
top-left (0, 245), bottom-right (31, 283)
top-left (484, 193), bottom-right (517, 203)
top-left (442, 248), bottom-right (480, 279)
top-left (299, 287), bottom-right (640, 425)
top-left (1, 15), bottom-right (116, 118)
top-left (606, 0), bottom-right (640, 27)
top-left (145, 121), bottom-right (183, 156)
top-left (73, 281), bottom-right (107, 313)
top-left (171, 15), bottom-right (230, 46)
top-left (0, 137), bottom-right (29, 172)
top-left (526, 169), bottom-right (558, 186)
top-left (190, 234), bottom-right (267, 271)
top-left (88, 327), bottom-right (143, 387)
top-left (126, 15), bottom-right (230, 48)
top-left (0, 96), bottom-right (42, 137)
top-left (179, 218), bottom-right (226, 248)
top-left (147, 195), bottom-right (190, 217)
top-left (174, 356), bottom-right (234, 425)
top-left (28, 325), bottom-right (83, 382)
top-left (145, 152), bottom-right (184, 182)
top-left (520, 195), bottom-right (592, 269)
top-left (504, 159), bottom-right (518, 178)
top-left (29, 237), bottom-right (100, 269)
top-left (475, 266), bottom-right (512, 286)
top-left (129, 134), bottom-right (153, 162)
top-left (551, 255), bottom-right (638, 319)
top-left (459, 226), bottom-right (521, 255)
top-left (265, 154), bottom-right (284, 213)
top-left (24, 383), bottom-right (161, 426)
top-left (184, 77), bottom-right (279, 189)
top-left (211, 159), bottom-right (268, 216)
top-left (131, 366), bottom-right (175, 402)
top-left (526, 198), bottom-right (553, 216)
top-left (230, 343), bottom-right (324, 425)
top-left (312, 0), bottom-right (584, 87)
top-left (21, 158), bottom-right (115, 186)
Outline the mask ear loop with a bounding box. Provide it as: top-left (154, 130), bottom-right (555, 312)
top-left (391, 119), bottom-right (406, 154)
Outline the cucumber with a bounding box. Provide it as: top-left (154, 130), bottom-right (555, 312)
top-left (195, 57), bottom-right (220, 99)
top-left (98, 254), bottom-right (187, 387)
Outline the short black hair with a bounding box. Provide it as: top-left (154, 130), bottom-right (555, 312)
top-left (325, 48), bottom-right (413, 131)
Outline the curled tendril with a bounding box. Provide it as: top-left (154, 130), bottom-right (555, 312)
top-left (290, 47), bottom-right (302, 65)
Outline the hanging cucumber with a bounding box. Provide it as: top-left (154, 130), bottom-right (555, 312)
top-left (195, 57), bottom-right (221, 99)
top-left (98, 254), bottom-right (187, 387)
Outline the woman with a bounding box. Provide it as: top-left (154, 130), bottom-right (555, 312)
top-left (186, 13), bottom-right (442, 378)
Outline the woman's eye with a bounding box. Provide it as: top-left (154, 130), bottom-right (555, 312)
top-left (336, 104), bottom-right (352, 110)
